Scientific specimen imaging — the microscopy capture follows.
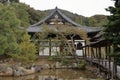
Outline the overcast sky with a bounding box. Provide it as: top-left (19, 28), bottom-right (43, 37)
top-left (19, 0), bottom-right (114, 17)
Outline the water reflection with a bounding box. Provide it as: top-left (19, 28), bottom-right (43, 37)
top-left (0, 69), bottom-right (101, 80)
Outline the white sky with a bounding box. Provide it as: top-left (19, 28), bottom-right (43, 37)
top-left (19, 0), bottom-right (114, 17)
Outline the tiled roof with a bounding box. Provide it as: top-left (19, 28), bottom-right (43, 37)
top-left (27, 7), bottom-right (103, 33)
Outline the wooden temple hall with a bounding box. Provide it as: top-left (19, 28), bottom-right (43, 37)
top-left (27, 7), bottom-right (102, 56)
top-left (27, 7), bottom-right (120, 79)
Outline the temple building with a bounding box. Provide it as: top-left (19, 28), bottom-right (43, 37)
top-left (27, 7), bottom-right (103, 56)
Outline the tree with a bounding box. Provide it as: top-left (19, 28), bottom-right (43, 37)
top-left (11, 0), bottom-right (19, 3)
top-left (88, 17), bottom-right (97, 27)
top-left (10, 33), bottom-right (37, 63)
top-left (0, 0), bottom-right (8, 4)
top-left (90, 15), bottom-right (108, 27)
top-left (0, 4), bottom-right (20, 55)
top-left (11, 3), bottom-right (30, 27)
top-left (0, 3), bottom-right (37, 63)
top-left (27, 7), bottom-right (46, 24)
top-left (104, 0), bottom-right (120, 65)
top-left (0, 0), bottom-right (19, 4)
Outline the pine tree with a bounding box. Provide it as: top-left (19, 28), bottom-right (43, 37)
top-left (0, 4), bottom-right (21, 55)
top-left (105, 0), bottom-right (120, 65)
top-left (10, 33), bottom-right (37, 63)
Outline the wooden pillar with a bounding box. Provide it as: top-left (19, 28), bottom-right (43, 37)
top-left (84, 41), bottom-right (87, 59)
top-left (101, 47), bottom-right (103, 65)
top-left (105, 46), bottom-right (108, 67)
top-left (49, 38), bottom-right (52, 56)
top-left (87, 46), bottom-right (90, 64)
top-left (98, 47), bottom-right (101, 74)
top-left (108, 56), bottom-right (111, 78)
top-left (108, 45), bottom-right (111, 79)
top-left (111, 57), bottom-right (115, 79)
top-left (91, 47), bottom-right (95, 58)
top-left (88, 46), bottom-right (90, 58)
top-left (96, 47), bottom-right (98, 65)
top-left (82, 48), bottom-right (85, 59)
top-left (96, 48), bottom-right (98, 58)
top-left (113, 57), bottom-right (117, 80)
top-left (99, 47), bottom-right (101, 59)
top-left (91, 47), bottom-right (94, 63)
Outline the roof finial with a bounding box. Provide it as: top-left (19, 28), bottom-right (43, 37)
top-left (55, 6), bottom-right (58, 10)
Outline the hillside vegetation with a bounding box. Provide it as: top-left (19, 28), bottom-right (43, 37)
top-left (0, 0), bottom-right (108, 27)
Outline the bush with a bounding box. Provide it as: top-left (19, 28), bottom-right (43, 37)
top-left (77, 60), bottom-right (87, 70)
top-left (10, 33), bottom-right (37, 63)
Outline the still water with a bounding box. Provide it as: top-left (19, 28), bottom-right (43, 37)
top-left (0, 69), bottom-right (103, 80)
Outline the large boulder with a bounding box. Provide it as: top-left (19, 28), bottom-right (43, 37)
top-left (25, 67), bottom-right (35, 75)
top-left (0, 67), bottom-right (13, 76)
top-left (13, 67), bottom-right (26, 76)
top-left (13, 66), bottom-right (35, 76)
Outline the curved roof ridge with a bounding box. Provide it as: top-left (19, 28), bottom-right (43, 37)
top-left (56, 8), bottom-right (83, 27)
top-left (31, 8), bottom-right (57, 27)
top-left (31, 7), bottom-right (83, 27)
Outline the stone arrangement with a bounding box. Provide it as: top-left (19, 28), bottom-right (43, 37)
top-left (0, 61), bottom-right (84, 77)
top-left (0, 64), bottom-right (42, 77)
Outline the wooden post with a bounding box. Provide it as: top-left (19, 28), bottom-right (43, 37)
top-left (98, 47), bottom-right (101, 74)
top-left (82, 48), bottom-right (85, 59)
top-left (113, 57), bottom-right (117, 79)
top-left (100, 47), bottom-right (103, 65)
top-left (87, 46), bottom-right (90, 64)
top-left (84, 41), bottom-right (87, 59)
top-left (108, 45), bottom-right (111, 79)
top-left (105, 46), bottom-right (108, 67)
top-left (96, 48), bottom-right (98, 58)
top-left (88, 46), bottom-right (90, 58)
top-left (91, 47), bottom-right (94, 64)
top-left (91, 47), bottom-right (95, 58)
top-left (111, 57), bottom-right (115, 79)
top-left (96, 47), bottom-right (98, 65)
top-left (49, 38), bottom-right (52, 56)
top-left (108, 56), bottom-right (111, 79)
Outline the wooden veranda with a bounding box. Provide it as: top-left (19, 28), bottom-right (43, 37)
top-left (83, 39), bottom-right (119, 80)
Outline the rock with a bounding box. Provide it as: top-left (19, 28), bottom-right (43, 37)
top-left (43, 64), bottom-right (50, 69)
top-left (0, 63), bottom-right (41, 77)
top-left (55, 62), bottom-right (61, 68)
top-left (23, 66), bottom-right (35, 75)
top-left (18, 67), bottom-right (27, 76)
top-left (6, 67), bottom-right (13, 76)
top-left (61, 66), bottom-right (66, 69)
top-left (34, 65), bottom-right (42, 72)
top-left (89, 79), bottom-right (96, 80)
top-left (67, 66), bottom-right (72, 69)
top-left (13, 70), bottom-right (21, 77)
top-left (0, 65), bottom-right (7, 72)
top-left (73, 63), bottom-right (77, 68)
top-left (79, 77), bottom-right (83, 80)
top-left (0, 67), bottom-right (13, 76)
top-left (45, 76), bottom-right (53, 80)
top-left (13, 67), bottom-right (26, 76)
top-left (13, 66), bottom-right (35, 76)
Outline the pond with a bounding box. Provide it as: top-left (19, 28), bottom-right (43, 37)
top-left (0, 69), bottom-right (104, 80)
